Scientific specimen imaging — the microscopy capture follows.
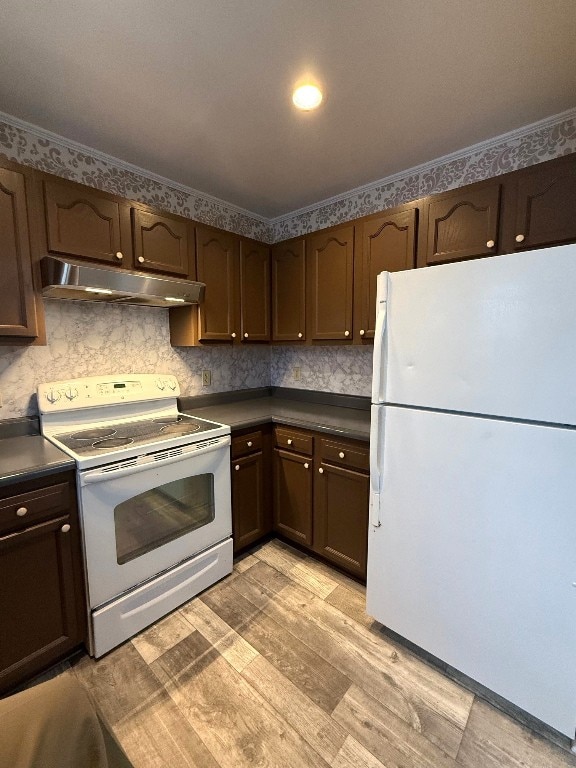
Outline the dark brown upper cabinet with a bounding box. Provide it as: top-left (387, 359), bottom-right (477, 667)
top-left (419, 181), bottom-right (501, 267)
top-left (271, 238), bottom-right (306, 342)
top-left (354, 206), bottom-right (417, 341)
top-left (43, 178), bottom-right (132, 267)
top-left (307, 225), bottom-right (354, 342)
top-left (503, 153), bottom-right (576, 253)
top-left (195, 225), bottom-right (240, 342)
top-left (240, 239), bottom-right (270, 341)
top-left (0, 162), bottom-right (39, 340)
top-left (132, 206), bottom-right (194, 277)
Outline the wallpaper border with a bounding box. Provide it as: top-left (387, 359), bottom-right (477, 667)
top-left (271, 107), bottom-right (576, 241)
top-left (1, 106), bottom-right (575, 245)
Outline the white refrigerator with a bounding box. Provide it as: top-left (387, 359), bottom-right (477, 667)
top-left (367, 244), bottom-right (576, 739)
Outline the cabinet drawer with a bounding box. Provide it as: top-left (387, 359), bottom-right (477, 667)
top-left (274, 426), bottom-right (313, 456)
top-left (319, 438), bottom-right (369, 472)
top-left (231, 430), bottom-right (263, 459)
top-left (0, 482), bottom-right (70, 535)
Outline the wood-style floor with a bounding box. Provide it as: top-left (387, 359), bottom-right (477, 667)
top-left (70, 540), bottom-right (576, 768)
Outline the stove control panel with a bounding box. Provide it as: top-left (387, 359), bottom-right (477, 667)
top-left (38, 374), bottom-right (181, 413)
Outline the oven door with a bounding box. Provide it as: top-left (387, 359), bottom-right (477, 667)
top-left (78, 435), bottom-right (231, 608)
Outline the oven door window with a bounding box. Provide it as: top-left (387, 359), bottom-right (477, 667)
top-left (114, 473), bottom-right (215, 564)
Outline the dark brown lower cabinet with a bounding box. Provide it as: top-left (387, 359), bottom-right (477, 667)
top-left (273, 448), bottom-right (313, 546)
top-left (313, 462), bottom-right (369, 579)
top-left (231, 427), bottom-right (272, 553)
top-left (0, 472), bottom-right (86, 694)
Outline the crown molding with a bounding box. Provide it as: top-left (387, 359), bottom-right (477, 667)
top-left (270, 106), bottom-right (576, 228)
top-left (0, 109), bottom-right (269, 225)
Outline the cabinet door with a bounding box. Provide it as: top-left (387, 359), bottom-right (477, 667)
top-left (196, 226), bottom-right (240, 342)
top-left (314, 462), bottom-right (369, 578)
top-left (271, 238), bottom-right (306, 341)
top-left (510, 156), bottom-right (576, 251)
top-left (132, 208), bottom-right (192, 277)
top-left (43, 179), bottom-right (128, 266)
top-left (307, 226), bottom-right (354, 341)
top-left (420, 182), bottom-right (501, 266)
top-left (273, 449), bottom-right (313, 546)
top-left (240, 240), bottom-right (270, 341)
top-left (0, 515), bottom-right (84, 692)
top-left (232, 452), bottom-right (267, 553)
top-left (0, 166), bottom-right (38, 338)
top-left (356, 208), bottom-right (417, 340)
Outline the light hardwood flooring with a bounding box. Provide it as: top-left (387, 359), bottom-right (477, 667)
top-left (68, 540), bottom-right (575, 768)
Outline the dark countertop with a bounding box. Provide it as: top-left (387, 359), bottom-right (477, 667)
top-left (0, 435), bottom-right (75, 488)
top-left (181, 390), bottom-right (371, 441)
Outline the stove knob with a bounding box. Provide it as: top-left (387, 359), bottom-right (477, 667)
top-left (65, 388), bottom-right (78, 401)
top-left (156, 379), bottom-right (166, 390)
top-left (45, 389), bottom-right (61, 404)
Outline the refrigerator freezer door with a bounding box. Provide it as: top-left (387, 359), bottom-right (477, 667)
top-left (366, 405), bottom-right (576, 737)
top-left (383, 244), bottom-right (576, 426)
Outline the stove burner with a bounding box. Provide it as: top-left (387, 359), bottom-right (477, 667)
top-left (152, 416), bottom-right (184, 424)
top-left (160, 423), bottom-right (201, 435)
top-left (92, 437), bottom-right (134, 449)
top-left (70, 428), bottom-right (117, 440)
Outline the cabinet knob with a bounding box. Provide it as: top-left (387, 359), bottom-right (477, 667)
top-left (287, 438), bottom-right (293, 445)
top-left (339, 451), bottom-right (345, 459)
top-left (344, 330), bottom-right (350, 337)
top-left (244, 333), bottom-right (249, 338)
top-left (235, 464), bottom-right (240, 471)
top-left (304, 462), bottom-right (309, 469)
top-left (359, 329), bottom-right (365, 336)
top-left (515, 234), bottom-right (525, 243)
top-left (486, 240), bottom-right (495, 248)
top-left (318, 467), bottom-right (324, 474)
top-left (61, 524), bottom-right (71, 533)
top-left (247, 441), bottom-right (253, 447)
top-left (298, 332), bottom-right (303, 339)
top-left (115, 251), bottom-right (123, 260)
top-left (16, 506), bottom-right (28, 517)
top-left (231, 332), bottom-right (236, 339)
top-left (138, 256), bottom-right (145, 263)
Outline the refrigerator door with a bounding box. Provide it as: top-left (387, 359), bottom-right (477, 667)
top-left (366, 405), bottom-right (576, 737)
top-left (381, 244), bottom-right (576, 426)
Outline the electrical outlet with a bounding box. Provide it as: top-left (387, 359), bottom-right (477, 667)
top-left (293, 366), bottom-right (301, 381)
top-left (202, 370), bottom-right (212, 387)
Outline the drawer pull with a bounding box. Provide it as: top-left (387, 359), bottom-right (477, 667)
top-left (318, 467), bottom-right (324, 474)
top-left (515, 234), bottom-right (525, 243)
top-left (287, 438), bottom-right (293, 445)
top-left (61, 524), bottom-right (71, 533)
top-left (16, 506), bottom-right (28, 517)
top-left (486, 239), bottom-right (495, 248)
top-left (235, 464), bottom-right (240, 471)
top-left (304, 462), bottom-right (309, 469)
top-left (339, 451), bottom-right (345, 459)
top-left (247, 441), bottom-right (253, 447)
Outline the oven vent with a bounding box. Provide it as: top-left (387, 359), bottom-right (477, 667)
top-left (153, 447), bottom-right (184, 462)
top-left (101, 458), bottom-right (139, 473)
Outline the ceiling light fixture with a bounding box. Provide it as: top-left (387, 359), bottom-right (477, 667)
top-left (292, 84), bottom-right (323, 111)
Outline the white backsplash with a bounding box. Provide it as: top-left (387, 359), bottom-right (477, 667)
top-left (270, 346), bottom-right (373, 398)
top-left (0, 301), bottom-right (271, 418)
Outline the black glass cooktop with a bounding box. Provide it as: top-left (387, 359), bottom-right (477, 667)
top-left (55, 414), bottom-right (220, 457)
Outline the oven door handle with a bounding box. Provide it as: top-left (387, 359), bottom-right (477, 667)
top-left (80, 436), bottom-right (231, 485)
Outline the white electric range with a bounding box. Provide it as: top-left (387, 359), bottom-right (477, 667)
top-left (38, 373), bottom-right (233, 658)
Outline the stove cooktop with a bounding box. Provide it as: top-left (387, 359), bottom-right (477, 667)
top-left (54, 414), bottom-right (220, 459)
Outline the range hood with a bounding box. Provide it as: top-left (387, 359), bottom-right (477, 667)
top-left (40, 256), bottom-right (205, 307)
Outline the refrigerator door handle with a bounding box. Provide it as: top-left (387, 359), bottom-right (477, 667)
top-left (369, 405), bottom-right (385, 527)
top-left (371, 273), bottom-right (389, 404)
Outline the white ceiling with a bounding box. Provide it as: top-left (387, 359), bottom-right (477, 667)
top-left (1, 0), bottom-right (575, 218)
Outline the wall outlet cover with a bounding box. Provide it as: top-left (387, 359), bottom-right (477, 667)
top-left (202, 370), bottom-right (212, 387)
